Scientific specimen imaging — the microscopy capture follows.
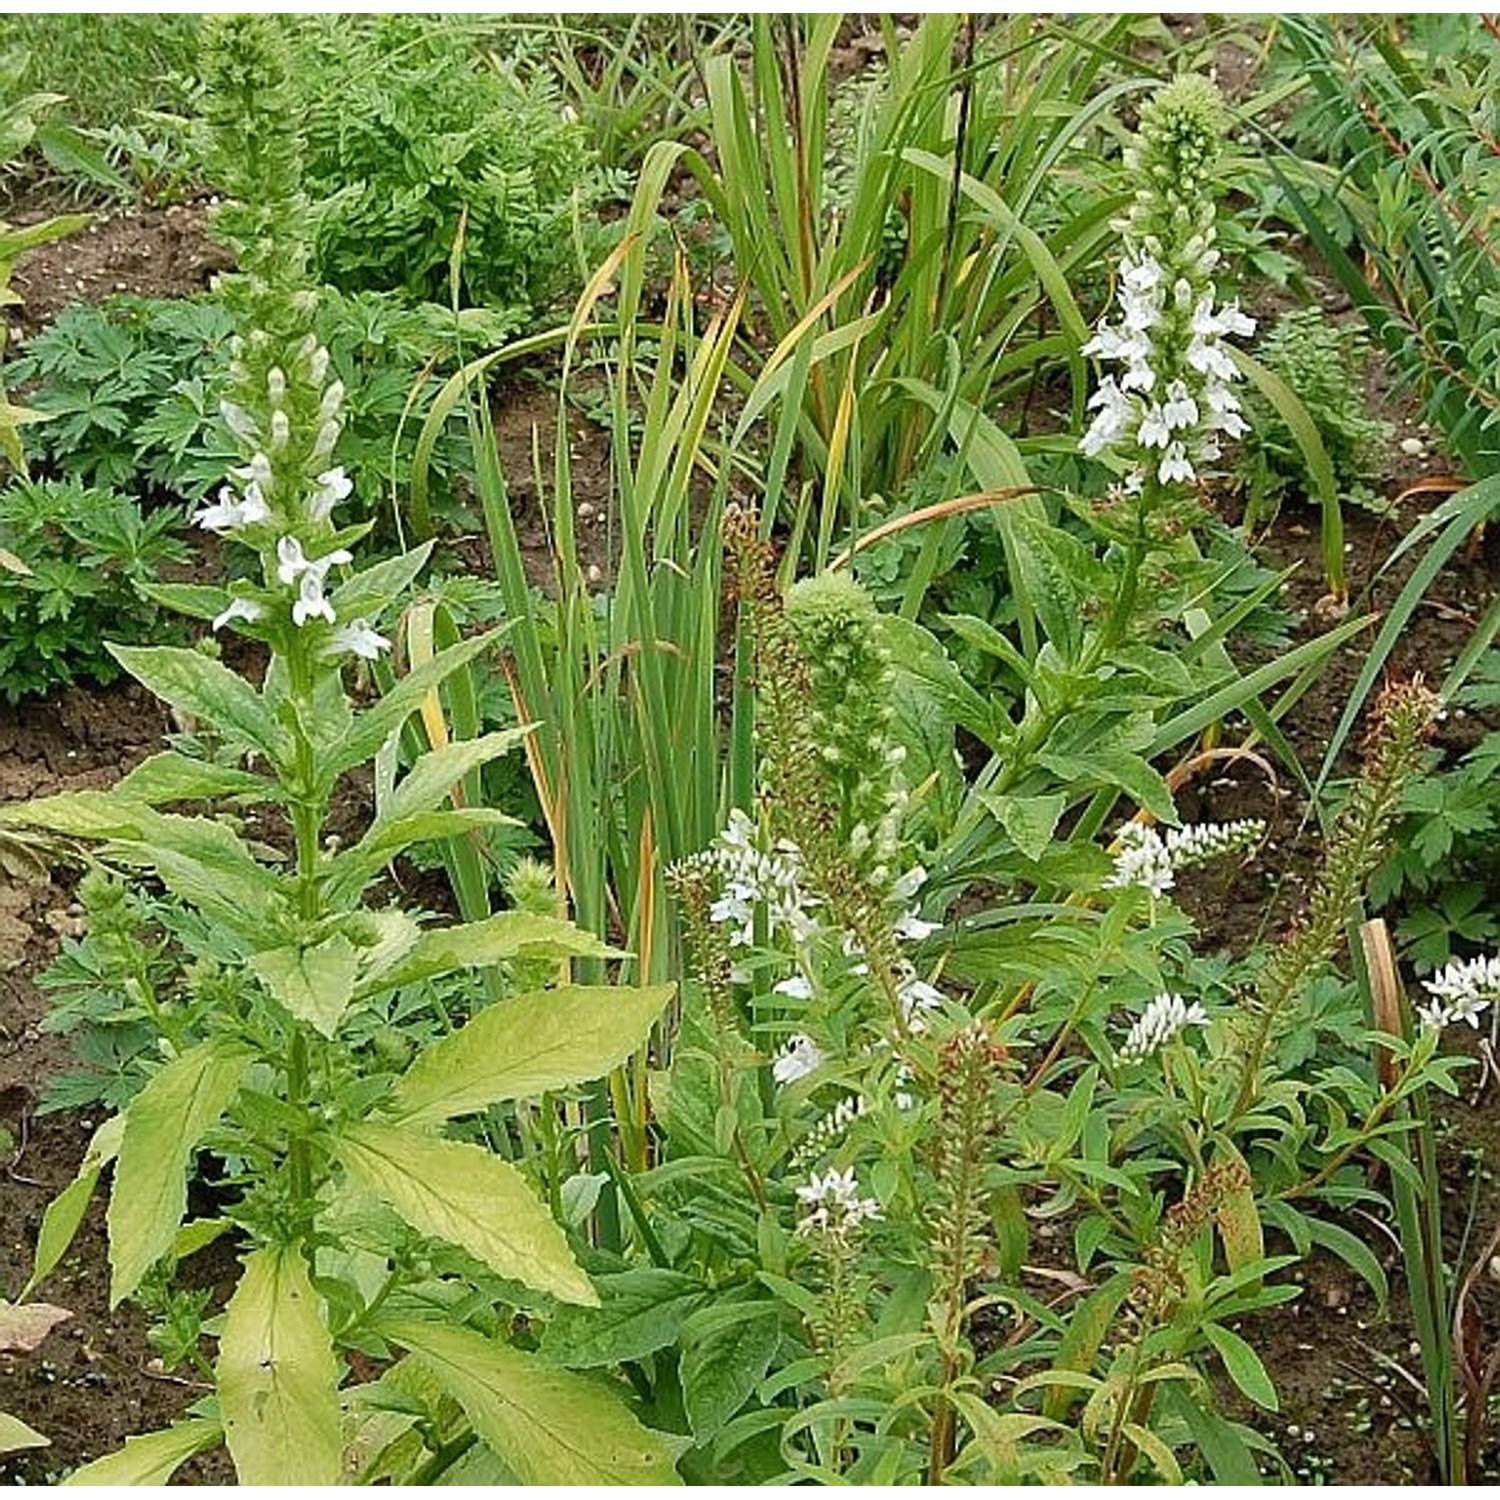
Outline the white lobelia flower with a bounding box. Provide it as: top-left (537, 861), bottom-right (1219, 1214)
top-left (292, 569), bottom-right (337, 628)
top-left (773, 973), bottom-right (814, 1001)
top-left (1117, 991), bottom-right (1209, 1063)
top-left (308, 467), bottom-right (353, 523)
top-left (212, 597), bottom-right (265, 633)
top-left (232, 452), bottom-right (274, 492)
top-left (1106, 818), bottom-right (1263, 896)
top-left (194, 482), bottom-right (270, 534)
top-left (772, 1033), bottom-right (825, 1086)
top-left (1158, 442), bottom-right (1196, 484)
top-left (326, 618), bottom-right (391, 659)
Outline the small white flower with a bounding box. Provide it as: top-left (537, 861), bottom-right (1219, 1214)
top-left (1418, 953), bottom-right (1500, 1031)
top-left (1187, 336), bottom-right (1238, 382)
top-left (1137, 404), bottom-right (1173, 449)
top-left (308, 467), bottom-right (353, 523)
top-left (773, 973), bottom-right (814, 1001)
top-left (269, 410), bottom-right (291, 450)
top-left (232, 452), bottom-right (273, 492)
top-left (773, 1034), bottom-right (825, 1086)
top-left (193, 483), bottom-right (269, 534)
top-left (1117, 992), bottom-right (1209, 1063)
top-left (1105, 823), bottom-right (1175, 896)
top-left (327, 618), bottom-right (390, 659)
top-left (292, 569), bottom-right (337, 628)
top-left (277, 535), bottom-right (310, 584)
top-left (1158, 442), bottom-right (1195, 485)
top-left (266, 366), bottom-right (286, 405)
top-left (898, 977), bottom-right (945, 1028)
top-left (319, 380), bottom-right (345, 423)
top-left (1161, 379), bottom-right (1200, 431)
top-left (895, 912), bottom-right (941, 942)
top-left (795, 1166), bottom-right (882, 1239)
top-left (211, 597), bottom-right (265, 632)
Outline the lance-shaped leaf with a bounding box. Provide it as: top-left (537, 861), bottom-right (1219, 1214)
top-left (115, 751), bottom-right (280, 806)
top-left (374, 728), bottom-right (530, 828)
top-left (219, 1246), bottom-right (343, 1485)
top-left (0, 789), bottom-right (149, 839)
top-left (389, 983), bottom-right (674, 1125)
top-left (108, 1041), bottom-right (251, 1305)
top-left (108, 644), bottom-right (288, 764)
top-left (326, 808), bottom-right (520, 905)
top-left (329, 541), bottom-right (434, 624)
top-left (22, 1115), bottom-right (123, 1300)
top-left (251, 934), bottom-right (361, 1039)
top-left (355, 913), bottom-right (618, 1000)
top-left (335, 1123), bottom-right (597, 1306)
top-left (325, 628), bottom-right (508, 784)
top-left (381, 1320), bottom-right (682, 1485)
top-left (61, 1420), bottom-right (222, 1485)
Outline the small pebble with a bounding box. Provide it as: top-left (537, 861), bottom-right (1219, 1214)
top-left (1399, 436), bottom-right (1426, 457)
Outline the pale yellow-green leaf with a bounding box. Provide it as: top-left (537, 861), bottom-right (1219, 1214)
top-left (22, 1115), bottom-right (123, 1300)
top-left (390, 982), bottom-right (675, 1125)
top-left (355, 912), bottom-right (619, 999)
top-left (374, 729), bottom-right (530, 828)
top-left (61, 1419), bottom-right (221, 1484)
top-left (0, 789), bottom-right (148, 839)
top-left (250, 934), bottom-right (361, 1038)
top-left (383, 1320), bottom-right (682, 1486)
top-left (107, 1042), bottom-right (250, 1305)
top-left (0, 1411), bottom-right (48, 1454)
top-left (218, 1246), bottom-right (342, 1486)
top-left (336, 1123), bottom-right (597, 1306)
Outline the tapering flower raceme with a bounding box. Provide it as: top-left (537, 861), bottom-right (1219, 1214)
top-left (1080, 76), bottom-right (1256, 489)
top-left (1416, 952), bottom-right (1500, 1031)
top-left (1105, 817), bottom-right (1264, 895)
top-left (795, 1166), bottom-right (883, 1241)
top-left (1118, 992), bottom-right (1210, 1062)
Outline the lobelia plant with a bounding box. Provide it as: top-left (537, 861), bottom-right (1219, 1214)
top-left (0, 18), bottom-right (679, 1485)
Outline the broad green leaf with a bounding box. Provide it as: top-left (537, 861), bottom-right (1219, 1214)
top-left (1043, 1271), bottom-right (1132, 1420)
top-left (982, 792), bottom-right (1066, 862)
top-left (1158, 1384), bottom-right (1265, 1485)
top-left (1038, 747), bottom-right (1176, 823)
top-left (375, 729), bottom-right (529, 828)
top-left (358, 914), bottom-right (618, 1000)
top-left (1007, 509), bottom-right (1093, 661)
top-left (330, 542), bottom-right (434, 624)
top-left (115, 752), bottom-right (278, 806)
top-left (382, 1320), bottom-right (682, 1486)
top-left (0, 1412), bottom-right (48, 1454)
top-left (540, 1270), bottom-right (709, 1368)
top-left (138, 581), bottom-right (230, 621)
top-left (327, 808), bottom-right (520, 903)
top-left (326, 628), bottom-right (507, 783)
top-left (61, 1420), bottom-right (222, 1484)
top-left (0, 789), bottom-right (148, 839)
top-left (22, 1116), bottom-right (123, 1300)
top-left (219, 1246), bottom-right (342, 1486)
top-left (336, 1123), bottom-right (596, 1305)
top-left (1204, 1323), bottom-right (1278, 1411)
top-left (108, 1042), bottom-right (251, 1305)
top-left (390, 982), bottom-right (674, 1124)
top-left (680, 1303), bottom-right (781, 1442)
top-left (108, 645), bottom-right (287, 764)
top-left (250, 935), bottom-right (361, 1038)
top-left (1303, 1215), bottom-right (1388, 1310)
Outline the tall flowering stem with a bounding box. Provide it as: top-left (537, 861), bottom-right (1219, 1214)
top-left (1231, 680), bottom-right (1440, 1119)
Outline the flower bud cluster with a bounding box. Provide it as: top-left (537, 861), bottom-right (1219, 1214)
top-left (1105, 817), bottom-right (1264, 896)
top-left (1415, 952), bottom-right (1500, 1032)
top-left (1080, 75), bottom-right (1256, 491)
top-left (1117, 991), bottom-right (1210, 1063)
top-left (194, 16), bottom-right (389, 666)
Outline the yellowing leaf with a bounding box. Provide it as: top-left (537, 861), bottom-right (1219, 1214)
top-left (336, 1123), bottom-right (596, 1306)
top-left (390, 982), bottom-right (674, 1125)
top-left (383, 1320), bottom-right (682, 1485)
top-left (250, 935), bottom-right (361, 1038)
top-left (61, 1420), bottom-right (222, 1484)
top-left (0, 1412), bottom-right (48, 1455)
top-left (218, 1246), bottom-right (342, 1486)
top-left (107, 1042), bottom-right (250, 1305)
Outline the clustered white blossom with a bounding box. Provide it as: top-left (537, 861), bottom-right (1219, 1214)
top-left (794, 1166), bottom-right (883, 1241)
top-left (190, 336), bottom-right (388, 661)
top-left (1415, 953), bottom-right (1500, 1032)
top-left (701, 810), bottom-right (821, 949)
top-left (1117, 991), bottom-right (1210, 1063)
top-left (1081, 252), bottom-right (1255, 487)
top-left (1105, 818), bottom-right (1264, 896)
top-left (1079, 76), bottom-right (1256, 491)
